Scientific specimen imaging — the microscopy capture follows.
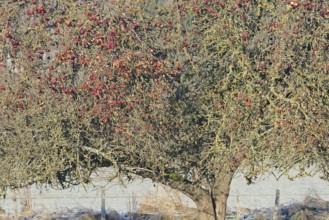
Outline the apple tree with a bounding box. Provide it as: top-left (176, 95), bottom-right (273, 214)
top-left (0, 0), bottom-right (328, 219)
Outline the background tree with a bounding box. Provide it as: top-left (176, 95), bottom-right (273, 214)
top-left (0, 0), bottom-right (328, 219)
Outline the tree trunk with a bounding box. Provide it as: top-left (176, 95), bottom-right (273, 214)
top-left (193, 171), bottom-right (235, 220)
top-left (212, 171), bottom-right (235, 220)
top-left (195, 196), bottom-right (216, 220)
top-left (138, 170), bottom-right (235, 220)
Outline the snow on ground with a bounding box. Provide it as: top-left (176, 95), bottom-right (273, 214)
top-left (1, 168), bottom-right (329, 219)
top-left (228, 171), bottom-right (329, 210)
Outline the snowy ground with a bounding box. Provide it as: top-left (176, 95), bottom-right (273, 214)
top-left (228, 172), bottom-right (329, 210)
top-left (1, 168), bottom-right (329, 219)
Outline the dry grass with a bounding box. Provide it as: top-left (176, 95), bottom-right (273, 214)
top-left (281, 195), bottom-right (329, 220)
top-left (226, 194), bottom-right (329, 220)
top-left (0, 215), bottom-right (11, 220)
top-left (138, 185), bottom-right (196, 218)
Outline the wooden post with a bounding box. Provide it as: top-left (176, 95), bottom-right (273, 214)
top-left (20, 186), bottom-right (32, 217)
top-left (273, 189), bottom-right (280, 220)
top-left (236, 192), bottom-right (240, 220)
top-left (101, 188), bottom-right (106, 220)
top-left (11, 189), bottom-right (18, 219)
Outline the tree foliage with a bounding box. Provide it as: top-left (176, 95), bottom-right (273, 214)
top-left (0, 0), bottom-right (328, 219)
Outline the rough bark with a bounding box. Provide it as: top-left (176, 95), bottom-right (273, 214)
top-left (212, 171), bottom-right (235, 220)
top-left (195, 195), bottom-right (216, 220)
top-left (192, 171), bottom-right (235, 220)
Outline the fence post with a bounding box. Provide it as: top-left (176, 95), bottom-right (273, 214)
top-left (236, 192), bottom-right (240, 220)
top-left (20, 186), bottom-right (32, 217)
top-left (273, 189), bottom-right (280, 220)
top-left (11, 189), bottom-right (18, 219)
top-left (101, 188), bottom-right (106, 220)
